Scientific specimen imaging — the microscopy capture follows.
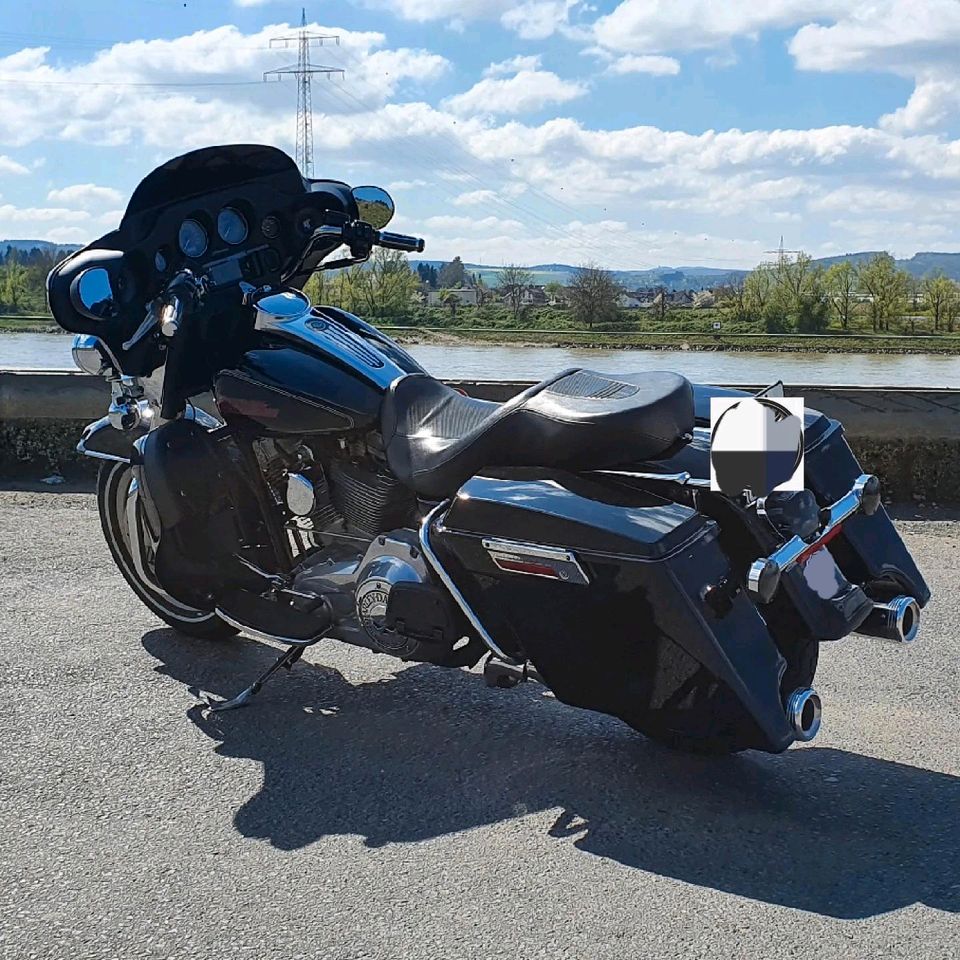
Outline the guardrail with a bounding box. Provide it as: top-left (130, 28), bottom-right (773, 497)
top-left (1, 369), bottom-right (958, 501)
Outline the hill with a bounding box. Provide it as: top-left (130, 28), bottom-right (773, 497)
top-left (1, 239), bottom-right (81, 255)
top-left (811, 251), bottom-right (960, 279)
top-left (412, 260), bottom-right (747, 291)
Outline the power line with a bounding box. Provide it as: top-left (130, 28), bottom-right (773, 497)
top-left (0, 76), bottom-right (262, 88)
top-left (264, 8), bottom-right (343, 178)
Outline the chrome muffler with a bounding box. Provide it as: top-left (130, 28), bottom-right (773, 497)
top-left (785, 687), bottom-right (822, 742)
top-left (856, 596), bottom-right (920, 644)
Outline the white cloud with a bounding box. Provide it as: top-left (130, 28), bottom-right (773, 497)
top-left (500, 0), bottom-right (578, 39)
top-left (484, 55), bottom-right (543, 78)
top-left (788, 1), bottom-right (960, 132)
top-left (0, 204), bottom-right (89, 223)
top-left (607, 55), bottom-right (680, 76)
top-left (47, 183), bottom-right (124, 207)
top-left (445, 65), bottom-right (587, 116)
top-left (452, 189), bottom-right (498, 206)
top-left (593, 0), bottom-right (855, 55)
top-left (0, 155), bottom-right (29, 175)
top-left (0, 24), bottom-right (449, 150)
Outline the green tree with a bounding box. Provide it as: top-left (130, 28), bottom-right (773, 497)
top-left (824, 261), bottom-right (856, 330)
top-left (544, 281), bottom-right (567, 305)
top-left (743, 264), bottom-right (775, 320)
top-left (922, 271), bottom-right (956, 332)
top-left (0, 260), bottom-right (28, 311)
top-left (567, 263), bottom-right (622, 330)
top-left (438, 256), bottom-right (465, 288)
top-left (856, 253), bottom-right (908, 332)
top-left (353, 248), bottom-right (418, 317)
top-left (771, 252), bottom-right (828, 333)
top-left (496, 263), bottom-right (533, 322)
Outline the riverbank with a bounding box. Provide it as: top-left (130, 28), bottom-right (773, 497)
top-left (6, 316), bottom-right (960, 355)
top-left (0, 317), bottom-right (62, 334)
top-left (386, 326), bottom-right (960, 355)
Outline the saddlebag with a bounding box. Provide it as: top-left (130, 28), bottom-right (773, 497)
top-left (430, 469), bottom-right (798, 752)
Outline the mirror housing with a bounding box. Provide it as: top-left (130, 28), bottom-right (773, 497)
top-left (352, 185), bottom-right (395, 230)
top-left (72, 267), bottom-right (117, 321)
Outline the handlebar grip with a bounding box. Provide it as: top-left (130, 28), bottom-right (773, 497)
top-left (376, 230), bottom-right (425, 253)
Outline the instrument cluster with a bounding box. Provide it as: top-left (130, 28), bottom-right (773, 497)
top-left (126, 178), bottom-right (353, 304)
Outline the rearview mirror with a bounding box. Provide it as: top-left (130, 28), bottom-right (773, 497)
top-left (352, 185), bottom-right (395, 230)
top-left (74, 268), bottom-right (116, 321)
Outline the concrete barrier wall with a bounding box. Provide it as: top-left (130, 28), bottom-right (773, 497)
top-left (2, 370), bottom-right (959, 502)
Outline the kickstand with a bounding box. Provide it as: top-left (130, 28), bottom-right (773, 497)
top-left (207, 644), bottom-right (305, 713)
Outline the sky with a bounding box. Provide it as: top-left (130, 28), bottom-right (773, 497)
top-left (0, 0), bottom-right (958, 270)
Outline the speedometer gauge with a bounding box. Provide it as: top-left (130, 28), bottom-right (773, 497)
top-left (178, 219), bottom-right (208, 258)
top-left (217, 207), bottom-right (248, 245)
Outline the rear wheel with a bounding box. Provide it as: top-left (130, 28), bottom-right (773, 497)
top-left (97, 459), bottom-right (237, 640)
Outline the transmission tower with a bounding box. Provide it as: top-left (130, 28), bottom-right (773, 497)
top-left (265, 9), bottom-right (344, 177)
top-left (764, 235), bottom-right (802, 267)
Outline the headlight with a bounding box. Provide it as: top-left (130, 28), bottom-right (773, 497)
top-left (217, 207), bottom-right (248, 245)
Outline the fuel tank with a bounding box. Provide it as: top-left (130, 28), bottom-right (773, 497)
top-left (214, 304), bottom-right (426, 437)
top-left (214, 344), bottom-right (381, 435)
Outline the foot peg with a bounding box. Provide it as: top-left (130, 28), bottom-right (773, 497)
top-left (483, 656), bottom-right (544, 689)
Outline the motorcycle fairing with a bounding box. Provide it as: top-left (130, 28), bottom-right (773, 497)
top-left (431, 470), bottom-right (796, 752)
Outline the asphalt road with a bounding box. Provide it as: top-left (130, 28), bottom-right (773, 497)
top-left (1, 489), bottom-right (958, 960)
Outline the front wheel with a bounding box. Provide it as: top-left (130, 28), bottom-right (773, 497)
top-left (97, 459), bottom-right (237, 640)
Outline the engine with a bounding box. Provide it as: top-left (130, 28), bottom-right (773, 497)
top-left (255, 437), bottom-right (482, 667)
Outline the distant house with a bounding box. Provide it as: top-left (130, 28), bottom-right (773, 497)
top-left (618, 293), bottom-right (644, 309)
top-left (427, 288), bottom-right (479, 307)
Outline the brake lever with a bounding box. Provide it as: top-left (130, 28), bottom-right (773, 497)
top-left (121, 302), bottom-right (160, 352)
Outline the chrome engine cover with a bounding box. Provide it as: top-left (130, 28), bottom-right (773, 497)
top-left (354, 531), bottom-right (430, 656)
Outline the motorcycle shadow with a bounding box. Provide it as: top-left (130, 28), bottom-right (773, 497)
top-left (143, 627), bottom-right (959, 920)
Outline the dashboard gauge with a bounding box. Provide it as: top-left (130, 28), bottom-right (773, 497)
top-left (261, 215), bottom-right (281, 239)
top-left (154, 248), bottom-right (168, 273)
top-left (217, 207), bottom-right (248, 245)
top-left (178, 219), bottom-right (208, 259)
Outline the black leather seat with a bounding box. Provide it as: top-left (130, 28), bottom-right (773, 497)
top-left (381, 368), bottom-right (695, 499)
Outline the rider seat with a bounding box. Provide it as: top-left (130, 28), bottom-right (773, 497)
top-left (381, 368), bottom-right (695, 499)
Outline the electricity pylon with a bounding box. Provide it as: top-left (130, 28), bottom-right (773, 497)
top-left (265, 9), bottom-right (343, 177)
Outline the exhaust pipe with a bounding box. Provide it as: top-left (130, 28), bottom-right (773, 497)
top-left (856, 596), bottom-right (920, 644)
top-left (785, 687), bottom-right (822, 742)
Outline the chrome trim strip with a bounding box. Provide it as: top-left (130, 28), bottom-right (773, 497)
top-left (481, 537), bottom-right (589, 586)
top-left (746, 473), bottom-right (877, 602)
top-left (418, 501), bottom-right (520, 664)
top-left (594, 469), bottom-right (711, 489)
top-left (253, 289), bottom-right (408, 390)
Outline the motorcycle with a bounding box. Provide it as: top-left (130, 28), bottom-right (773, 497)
top-left (48, 144), bottom-right (930, 754)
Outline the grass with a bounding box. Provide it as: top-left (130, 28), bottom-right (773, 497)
top-left (4, 312), bottom-right (960, 355)
top-left (0, 316), bottom-right (61, 333)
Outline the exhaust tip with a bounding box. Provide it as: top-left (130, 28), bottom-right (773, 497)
top-left (890, 596), bottom-right (920, 644)
top-left (786, 687), bottom-right (822, 742)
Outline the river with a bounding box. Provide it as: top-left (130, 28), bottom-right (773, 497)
top-left (2, 330), bottom-right (959, 386)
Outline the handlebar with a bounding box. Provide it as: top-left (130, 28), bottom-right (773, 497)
top-left (313, 221), bottom-right (424, 254)
top-left (376, 230), bottom-right (425, 253)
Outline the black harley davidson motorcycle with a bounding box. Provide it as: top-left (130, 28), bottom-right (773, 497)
top-left (48, 144), bottom-right (930, 754)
